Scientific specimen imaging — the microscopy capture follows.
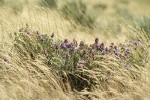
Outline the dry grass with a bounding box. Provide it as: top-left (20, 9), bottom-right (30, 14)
top-left (0, 0), bottom-right (150, 100)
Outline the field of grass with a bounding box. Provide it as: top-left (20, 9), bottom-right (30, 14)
top-left (0, 0), bottom-right (150, 100)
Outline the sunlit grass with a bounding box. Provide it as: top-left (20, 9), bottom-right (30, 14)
top-left (0, 0), bottom-right (150, 100)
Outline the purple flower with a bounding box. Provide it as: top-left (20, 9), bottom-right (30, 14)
top-left (60, 43), bottom-right (67, 49)
top-left (54, 43), bottom-right (59, 50)
top-left (100, 42), bottom-right (105, 51)
top-left (70, 46), bottom-right (76, 52)
top-left (51, 32), bottom-right (54, 38)
top-left (66, 43), bottom-right (71, 48)
top-left (39, 35), bottom-right (45, 43)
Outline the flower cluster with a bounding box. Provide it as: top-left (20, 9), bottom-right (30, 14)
top-left (15, 27), bottom-right (147, 92)
top-left (18, 27), bottom-right (143, 66)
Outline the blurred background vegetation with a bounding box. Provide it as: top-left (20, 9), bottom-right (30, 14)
top-left (0, 0), bottom-right (149, 47)
top-left (0, 0), bottom-right (149, 35)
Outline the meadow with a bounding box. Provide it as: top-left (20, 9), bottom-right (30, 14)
top-left (0, 0), bottom-right (150, 100)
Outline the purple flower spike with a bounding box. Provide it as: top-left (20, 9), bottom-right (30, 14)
top-left (39, 35), bottom-right (45, 43)
top-left (100, 42), bottom-right (105, 51)
top-left (61, 43), bottom-right (67, 49)
top-left (54, 43), bottom-right (59, 50)
top-left (51, 32), bottom-right (54, 38)
top-left (66, 43), bottom-right (71, 48)
top-left (70, 46), bottom-right (76, 52)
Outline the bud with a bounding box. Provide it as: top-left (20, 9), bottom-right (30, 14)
top-left (79, 41), bottom-right (84, 47)
top-left (95, 37), bottom-right (99, 44)
top-left (64, 39), bottom-right (69, 43)
top-left (51, 32), bottom-right (54, 38)
top-left (54, 43), bottom-right (59, 50)
top-left (39, 35), bottom-right (45, 43)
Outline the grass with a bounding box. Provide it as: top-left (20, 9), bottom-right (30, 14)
top-left (39, 0), bottom-right (57, 8)
top-left (61, 0), bottom-right (97, 29)
top-left (135, 16), bottom-right (150, 38)
top-left (0, 0), bottom-right (150, 100)
top-left (0, 0), bottom-right (4, 5)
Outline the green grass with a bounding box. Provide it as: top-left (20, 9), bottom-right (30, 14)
top-left (135, 16), bottom-right (150, 38)
top-left (62, 0), bottom-right (97, 29)
top-left (39, 0), bottom-right (57, 8)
